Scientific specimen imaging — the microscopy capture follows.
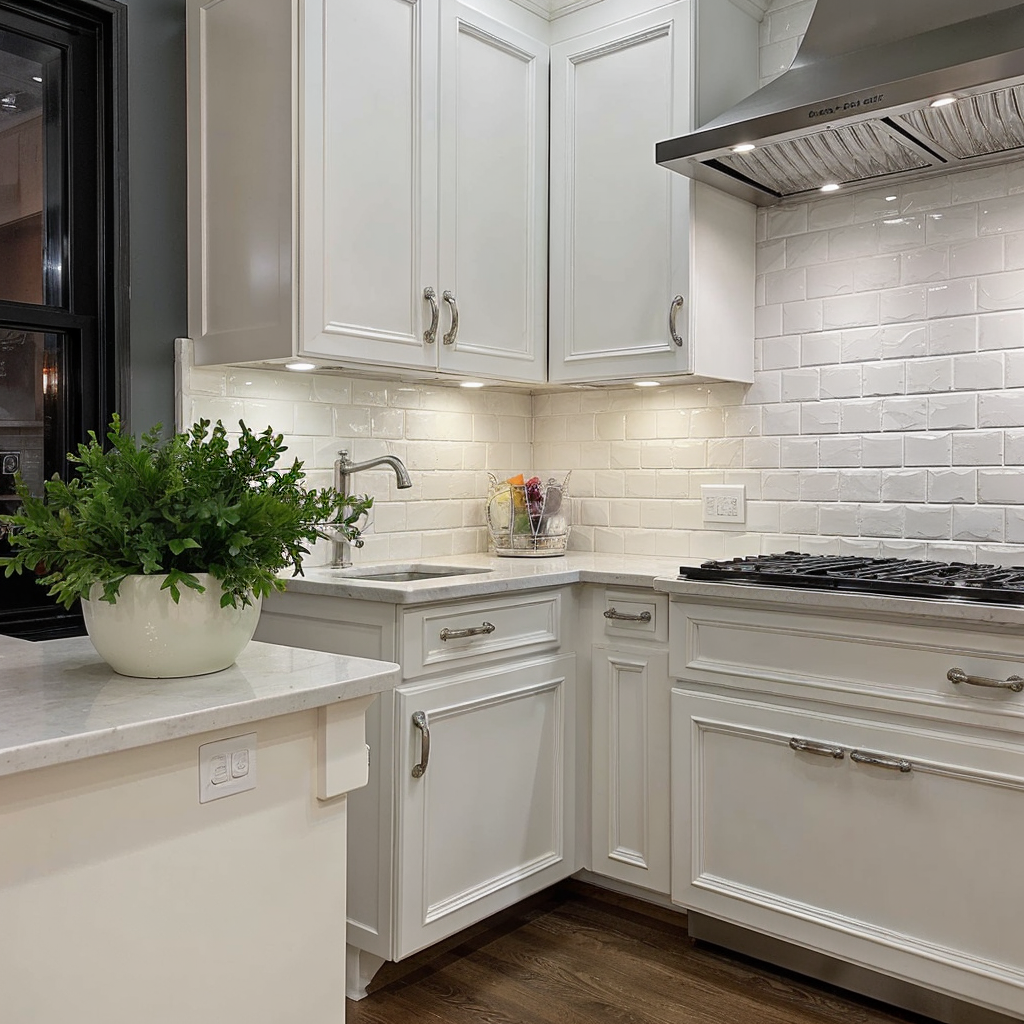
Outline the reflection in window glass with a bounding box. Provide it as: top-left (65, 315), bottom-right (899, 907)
top-left (0, 44), bottom-right (47, 304)
top-left (0, 329), bottom-right (64, 500)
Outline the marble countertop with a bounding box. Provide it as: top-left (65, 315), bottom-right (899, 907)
top-left (654, 576), bottom-right (1024, 630)
top-left (281, 552), bottom-right (704, 604)
top-left (0, 635), bottom-right (401, 778)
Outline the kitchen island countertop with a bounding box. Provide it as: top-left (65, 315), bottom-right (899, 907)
top-left (0, 634), bottom-right (401, 777)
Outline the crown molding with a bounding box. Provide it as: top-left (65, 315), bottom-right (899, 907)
top-left (509, 0), bottom-right (769, 21)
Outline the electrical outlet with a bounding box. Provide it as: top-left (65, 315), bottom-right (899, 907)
top-left (701, 484), bottom-right (746, 524)
top-left (199, 733), bottom-right (257, 803)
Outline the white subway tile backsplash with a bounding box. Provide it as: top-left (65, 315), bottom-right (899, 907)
top-left (786, 230), bottom-right (831, 268)
top-left (906, 358), bottom-right (953, 394)
top-left (978, 470), bottom-right (1024, 504)
top-left (978, 269), bottom-right (1024, 311)
top-left (928, 393), bottom-right (977, 430)
top-left (904, 432), bottom-right (951, 466)
top-left (978, 310), bottom-right (1024, 349)
top-left (928, 468), bottom-right (977, 503)
top-left (862, 362), bottom-right (905, 396)
top-left (928, 318), bottom-right (977, 355)
top-left (925, 205), bottom-right (977, 244)
top-left (901, 247), bottom-right (948, 285)
top-left (881, 469), bottom-right (927, 503)
top-left (953, 430), bottom-right (1004, 465)
top-left (953, 505), bottom-right (1004, 542)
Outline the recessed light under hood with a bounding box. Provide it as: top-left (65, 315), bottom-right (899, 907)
top-left (656, 0), bottom-right (1024, 205)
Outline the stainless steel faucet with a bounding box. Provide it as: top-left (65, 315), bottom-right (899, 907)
top-left (331, 450), bottom-right (413, 567)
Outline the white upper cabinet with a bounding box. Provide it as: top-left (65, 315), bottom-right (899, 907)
top-left (437, 1), bottom-right (549, 381)
top-left (188, 0), bottom-right (757, 386)
top-left (188, 0), bottom-right (548, 383)
top-left (548, 0), bottom-right (758, 384)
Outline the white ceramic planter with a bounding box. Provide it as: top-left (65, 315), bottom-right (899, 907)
top-left (81, 573), bottom-right (262, 678)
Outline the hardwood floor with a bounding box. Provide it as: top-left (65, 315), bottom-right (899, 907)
top-left (346, 881), bottom-right (939, 1024)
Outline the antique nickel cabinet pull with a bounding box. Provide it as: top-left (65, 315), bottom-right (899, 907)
top-left (439, 621), bottom-right (495, 642)
top-left (850, 749), bottom-right (913, 773)
top-left (603, 608), bottom-right (652, 623)
top-left (411, 711), bottom-right (430, 778)
top-left (947, 666), bottom-right (1024, 692)
top-left (669, 294), bottom-right (685, 347)
top-left (423, 287), bottom-right (439, 344)
top-left (789, 737), bottom-right (844, 759)
top-left (442, 290), bottom-right (460, 345)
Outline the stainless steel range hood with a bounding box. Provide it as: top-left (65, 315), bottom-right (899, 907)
top-left (656, 0), bottom-right (1024, 205)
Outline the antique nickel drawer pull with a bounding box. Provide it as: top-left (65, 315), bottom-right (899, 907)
top-left (851, 750), bottom-right (912, 773)
top-left (442, 289), bottom-right (460, 345)
top-left (947, 666), bottom-right (1024, 692)
top-left (411, 711), bottom-right (430, 778)
top-left (423, 287), bottom-right (439, 344)
top-left (603, 608), bottom-right (652, 623)
top-left (439, 621), bottom-right (495, 642)
top-left (669, 294), bottom-right (685, 347)
top-left (789, 737), bottom-right (844, 759)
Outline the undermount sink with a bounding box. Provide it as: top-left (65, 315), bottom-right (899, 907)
top-left (329, 563), bottom-right (494, 583)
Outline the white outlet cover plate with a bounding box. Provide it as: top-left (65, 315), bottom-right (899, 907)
top-left (199, 732), bottom-right (257, 803)
top-left (701, 484), bottom-right (746, 524)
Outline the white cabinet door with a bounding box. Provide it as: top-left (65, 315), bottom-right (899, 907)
top-left (394, 654), bottom-right (576, 959)
top-left (592, 644), bottom-right (670, 894)
top-left (436, 0), bottom-right (548, 383)
top-left (300, 0), bottom-right (439, 372)
top-left (672, 687), bottom-right (1024, 1019)
top-left (549, 3), bottom-right (693, 383)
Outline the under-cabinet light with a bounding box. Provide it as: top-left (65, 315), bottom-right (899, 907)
top-left (731, 143), bottom-right (756, 153)
top-left (820, 183), bottom-right (840, 193)
top-left (284, 360), bottom-right (316, 371)
top-left (634, 380), bottom-right (661, 387)
top-left (460, 381), bottom-right (485, 388)
top-left (930, 96), bottom-right (957, 108)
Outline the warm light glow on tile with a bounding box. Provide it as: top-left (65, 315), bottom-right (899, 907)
top-left (634, 380), bottom-right (661, 387)
top-left (460, 381), bottom-right (485, 388)
top-left (731, 143), bottom-right (756, 153)
top-left (820, 183), bottom-right (840, 193)
top-left (930, 96), bottom-right (957, 108)
top-left (284, 360), bottom-right (316, 371)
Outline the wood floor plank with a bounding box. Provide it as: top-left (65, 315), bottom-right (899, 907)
top-left (346, 882), bottom-right (940, 1024)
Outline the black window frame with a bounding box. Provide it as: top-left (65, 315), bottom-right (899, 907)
top-left (0, 0), bottom-right (128, 639)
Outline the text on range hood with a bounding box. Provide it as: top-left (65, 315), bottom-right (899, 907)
top-left (656, 0), bottom-right (1024, 205)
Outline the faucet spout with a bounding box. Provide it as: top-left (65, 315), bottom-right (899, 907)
top-left (331, 450), bottom-right (413, 567)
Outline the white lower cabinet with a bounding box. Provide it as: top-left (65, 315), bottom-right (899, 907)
top-left (591, 645), bottom-right (670, 894)
top-left (394, 655), bottom-right (576, 957)
top-left (669, 595), bottom-right (1024, 1021)
top-left (254, 585), bottom-right (577, 996)
top-left (589, 587), bottom-right (671, 894)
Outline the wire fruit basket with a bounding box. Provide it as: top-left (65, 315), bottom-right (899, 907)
top-left (485, 472), bottom-right (571, 556)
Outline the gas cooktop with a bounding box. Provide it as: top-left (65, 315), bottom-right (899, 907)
top-left (679, 553), bottom-right (1024, 604)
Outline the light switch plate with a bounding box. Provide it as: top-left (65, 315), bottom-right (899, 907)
top-left (701, 484), bottom-right (746, 524)
top-left (199, 733), bottom-right (257, 803)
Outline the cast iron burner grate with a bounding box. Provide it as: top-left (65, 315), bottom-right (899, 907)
top-left (678, 552), bottom-right (1024, 604)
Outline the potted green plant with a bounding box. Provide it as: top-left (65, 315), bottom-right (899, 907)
top-left (0, 415), bottom-right (372, 678)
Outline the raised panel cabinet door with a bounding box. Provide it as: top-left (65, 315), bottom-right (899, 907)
top-left (549, 2), bottom-right (693, 383)
top-left (436, 0), bottom-right (547, 383)
top-left (672, 688), bottom-right (1024, 1019)
top-left (188, 0), bottom-right (297, 363)
top-left (301, 0), bottom-right (438, 371)
top-left (395, 654), bottom-right (576, 959)
top-left (592, 645), bottom-right (670, 894)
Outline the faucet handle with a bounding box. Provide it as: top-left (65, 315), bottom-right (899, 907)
top-left (353, 537), bottom-right (365, 549)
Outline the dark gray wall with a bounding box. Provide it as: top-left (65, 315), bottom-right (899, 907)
top-left (126, 0), bottom-right (186, 432)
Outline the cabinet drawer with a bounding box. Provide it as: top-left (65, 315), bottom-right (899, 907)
top-left (671, 600), bottom-right (1024, 727)
top-left (672, 688), bottom-right (1024, 1018)
top-left (401, 590), bottom-right (563, 679)
top-left (596, 589), bottom-right (667, 644)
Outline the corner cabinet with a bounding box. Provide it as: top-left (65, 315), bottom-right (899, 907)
top-left (548, 0), bottom-right (757, 384)
top-left (253, 585), bottom-right (577, 998)
top-left (187, 0), bottom-right (548, 384)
